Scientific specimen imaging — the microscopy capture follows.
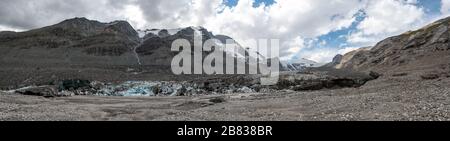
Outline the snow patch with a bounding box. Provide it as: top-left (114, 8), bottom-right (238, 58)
top-left (167, 28), bottom-right (182, 35)
top-left (1, 86), bottom-right (37, 93)
top-left (148, 29), bottom-right (161, 35)
top-left (96, 81), bottom-right (159, 96)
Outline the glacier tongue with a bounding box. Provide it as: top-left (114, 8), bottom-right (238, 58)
top-left (96, 81), bottom-right (169, 96)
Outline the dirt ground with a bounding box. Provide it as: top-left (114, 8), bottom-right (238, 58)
top-left (1, 76), bottom-right (450, 121)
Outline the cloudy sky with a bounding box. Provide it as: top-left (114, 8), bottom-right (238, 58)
top-left (1, 0), bottom-right (449, 63)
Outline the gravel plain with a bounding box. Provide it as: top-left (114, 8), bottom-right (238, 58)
top-left (1, 75), bottom-right (449, 121)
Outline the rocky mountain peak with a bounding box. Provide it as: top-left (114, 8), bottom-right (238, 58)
top-left (60, 17), bottom-right (92, 24)
top-left (52, 17), bottom-right (139, 40)
top-left (104, 20), bottom-right (139, 41)
top-left (215, 34), bottom-right (239, 44)
top-left (55, 17), bottom-right (103, 31)
top-left (135, 26), bottom-right (257, 67)
top-left (332, 54), bottom-right (343, 64)
top-left (322, 54), bottom-right (345, 68)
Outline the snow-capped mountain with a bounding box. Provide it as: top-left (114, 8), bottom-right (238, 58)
top-left (281, 58), bottom-right (322, 71)
top-left (136, 26), bottom-right (258, 67)
top-left (0, 17), bottom-right (276, 76)
top-left (138, 26), bottom-right (322, 72)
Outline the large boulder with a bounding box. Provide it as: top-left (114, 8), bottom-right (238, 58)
top-left (58, 79), bottom-right (92, 91)
top-left (15, 86), bottom-right (66, 98)
top-left (276, 68), bottom-right (378, 91)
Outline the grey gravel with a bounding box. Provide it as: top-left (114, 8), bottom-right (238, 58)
top-left (1, 76), bottom-right (449, 121)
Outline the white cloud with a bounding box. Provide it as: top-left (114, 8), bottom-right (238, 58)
top-left (133, 0), bottom-right (223, 29)
top-left (442, 0), bottom-right (450, 16)
top-left (127, 0), bottom-right (364, 60)
top-left (286, 37), bottom-right (305, 53)
top-left (0, 0), bottom-right (132, 29)
top-left (296, 46), bottom-right (361, 63)
top-left (337, 47), bottom-right (361, 55)
top-left (1, 0), bottom-right (447, 63)
top-left (347, 0), bottom-right (425, 46)
top-left (0, 25), bottom-right (22, 32)
top-left (122, 5), bottom-right (148, 29)
top-left (203, 0), bottom-right (364, 59)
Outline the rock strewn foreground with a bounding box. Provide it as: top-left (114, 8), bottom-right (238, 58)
top-left (1, 69), bottom-right (378, 98)
top-left (1, 76), bottom-right (449, 121)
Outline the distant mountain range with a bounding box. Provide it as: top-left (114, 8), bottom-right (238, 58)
top-left (1, 16), bottom-right (448, 88)
top-left (0, 17), bottom-right (325, 74)
top-left (0, 17), bottom-right (256, 68)
top-left (0, 17), bottom-right (285, 87)
top-left (134, 26), bottom-right (255, 67)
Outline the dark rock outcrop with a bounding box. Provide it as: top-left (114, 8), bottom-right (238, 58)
top-left (421, 73), bottom-right (440, 80)
top-left (15, 86), bottom-right (64, 98)
top-left (323, 54), bottom-right (343, 68)
top-left (58, 79), bottom-right (92, 91)
top-left (275, 68), bottom-right (378, 91)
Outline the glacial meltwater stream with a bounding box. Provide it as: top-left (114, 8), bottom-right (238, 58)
top-left (133, 39), bottom-right (143, 65)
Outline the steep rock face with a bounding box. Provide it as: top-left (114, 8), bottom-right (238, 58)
top-left (334, 17), bottom-right (450, 75)
top-left (330, 47), bottom-right (371, 70)
top-left (276, 68), bottom-right (378, 91)
top-left (104, 21), bottom-right (140, 42)
top-left (136, 26), bottom-right (252, 68)
top-left (322, 54), bottom-right (343, 68)
top-left (331, 54), bottom-right (343, 65)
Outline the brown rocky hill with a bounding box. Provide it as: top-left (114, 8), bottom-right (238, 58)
top-left (330, 16), bottom-right (450, 78)
top-left (0, 17), bottom-right (142, 66)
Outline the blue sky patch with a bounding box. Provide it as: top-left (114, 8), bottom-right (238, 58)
top-left (224, 0), bottom-right (275, 7)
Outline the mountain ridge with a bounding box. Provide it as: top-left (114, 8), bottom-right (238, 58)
top-left (0, 17), bottom-right (263, 87)
top-left (327, 16), bottom-right (449, 77)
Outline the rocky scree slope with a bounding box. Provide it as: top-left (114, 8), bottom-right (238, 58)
top-left (0, 17), bottom-right (142, 66)
top-left (329, 17), bottom-right (450, 78)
